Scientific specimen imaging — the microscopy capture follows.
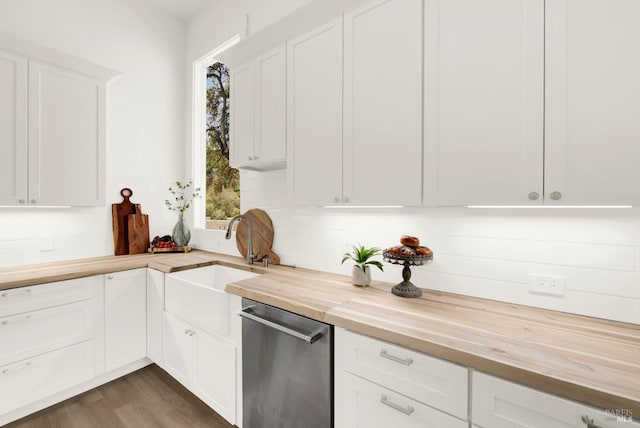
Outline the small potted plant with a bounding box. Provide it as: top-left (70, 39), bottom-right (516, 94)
top-left (341, 244), bottom-right (384, 287)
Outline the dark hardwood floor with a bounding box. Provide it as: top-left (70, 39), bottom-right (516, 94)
top-left (4, 364), bottom-right (235, 428)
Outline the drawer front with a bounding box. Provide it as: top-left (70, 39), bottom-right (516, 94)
top-left (165, 278), bottom-right (229, 338)
top-left (0, 300), bottom-right (93, 366)
top-left (338, 328), bottom-right (468, 420)
top-left (0, 340), bottom-right (94, 415)
top-left (340, 372), bottom-right (468, 428)
top-left (0, 276), bottom-right (96, 317)
top-left (473, 372), bottom-right (640, 428)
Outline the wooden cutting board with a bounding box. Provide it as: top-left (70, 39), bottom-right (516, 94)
top-left (112, 188), bottom-right (141, 256)
top-left (236, 209), bottom-right (280, 264)
top-left (128, 213), bottom-right (149, 255)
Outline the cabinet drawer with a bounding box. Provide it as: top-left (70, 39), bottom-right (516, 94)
top-left (341, 372), bottom-right (468, 428)
top-left (0, 340), bottom-right (94, 415)
top-left (473, 372), bottom-right (639, 428)
top-left (0, 300), bottom-right (93, 366)
top-left (337, 329), bottom-right (468, 420)
top-left (0, 276), bottom-right (95, 317)
top-left (165, 279), bottom-right (230, 338)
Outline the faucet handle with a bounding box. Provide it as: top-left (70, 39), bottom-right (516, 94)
top-left (262, 256), bottom-right (269, 268)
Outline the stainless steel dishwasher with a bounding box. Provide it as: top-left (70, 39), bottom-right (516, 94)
top-left (239, 298), bottom-right (333, 428)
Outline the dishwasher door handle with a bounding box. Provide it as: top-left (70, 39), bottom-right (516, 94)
top-left (238, 307), bottom-right (326, 344)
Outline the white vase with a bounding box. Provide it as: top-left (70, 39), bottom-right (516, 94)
top-left (352, 265), bottom-right (371, 287)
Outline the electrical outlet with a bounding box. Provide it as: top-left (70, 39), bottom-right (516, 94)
top-left (528, 274), bottom-right (565, 296)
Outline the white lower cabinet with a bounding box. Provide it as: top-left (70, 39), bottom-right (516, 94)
top-left (335, 328), bottom-right (469, 427)
top-left (0, 341), bottom-right (94, 415)
top-left (0, 276), bottom-right (103, 422)
top-left (163, 312), bottom-right (238, 424)
top-left (104, 269), bottom-right (147, 371)
top-left (342, 372), bottom-right (468, 428)
top-left (472, 372), bottom-right (640, 428)
top-left (146, 268), bottom-right (164, 364)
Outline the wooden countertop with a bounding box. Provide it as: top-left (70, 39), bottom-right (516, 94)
top-left (1, 251), bottom-right (638, 416)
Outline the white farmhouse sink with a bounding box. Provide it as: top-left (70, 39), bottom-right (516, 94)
top-left (164, 264), bottom-right (259, 338)
top-left (167, 264), bottom-right (259, 291)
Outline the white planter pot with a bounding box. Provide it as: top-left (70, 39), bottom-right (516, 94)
top-left (352, 265), bottom-right (371, 287)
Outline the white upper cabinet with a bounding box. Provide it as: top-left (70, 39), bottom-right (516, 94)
top-left (28, 60), bottom-right (106, 206)
top-left (289, 0), bottom-right (422, 207)
top-left (0, 36), bottom-right (115, 207)
top-left (287, 19), bottom-right (344, 206)
top-left (344, 0), bottom-right (423, 206)
top-left (545, 0), bottom-right (640, 205)
top-left (0, 49), bottom-right (28, 206)
top-left (230, 45), bottom-right (286, 171)
top-left (230, 62), bottom-right (255, 167)
top-left (423, 0), bottom-right (544, 206)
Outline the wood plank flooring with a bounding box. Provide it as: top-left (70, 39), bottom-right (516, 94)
top-left (5, 364), bottom-right (235, 428)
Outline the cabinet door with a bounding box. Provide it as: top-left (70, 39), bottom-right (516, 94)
top-left (339, 372), bottom-right (468, 428)
top-left (104, 269), bottom-right (147, 372)
top-left (146, 269), bottom-right (164, 364)
top-left (28, 60), bottom-right (105, 206)
top-left (0, 49), bottom-right (28, 206)
top-left (473, 372), bottom-right (640, 428)
top-left (162, 312), bottom-right (193, 387)
top-left (230, 62), bottom-right (255, 168)
top-left (254, 45), bottom-right (286, 168)
top-left (545, 0), bottom-right (640, 205)
top-left (423, 0), bottom-right (544, 206)
top-left (193, 328), bottom-right (237, 425)
top-left (287, 19), bottom-right (343, 206)
top-left (343, 0), bottom-right (422, 206)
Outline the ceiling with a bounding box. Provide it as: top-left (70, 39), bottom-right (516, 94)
top-left (138, 0), bottom-right (213, 20)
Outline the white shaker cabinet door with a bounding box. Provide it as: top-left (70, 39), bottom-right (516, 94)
top-left (545, 0), bottom-right (640, 205)
top-left (287, 18), bottom-right (343, 206)
top-left (230, 61), bottom-right (255, 168)
top-left (423, 0), bottom-right (544, 206)
top-left (0, 49), bottom-right (28, 206)
top-left (162, 312), bottom-right (194, 388)
top-left (104, 269), bottom-right (147, 372)
top-left (28, 60), bottom-right (105, 206)
top-left (254, 45), bottom-right (286, 168)
top-left (343, 0), bottom-right (423, 206)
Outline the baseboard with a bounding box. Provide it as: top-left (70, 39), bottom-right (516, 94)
top-left (0, 358), bottom-right (152, 426)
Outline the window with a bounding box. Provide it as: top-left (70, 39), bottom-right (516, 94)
top-left (192, 35), bottom-right (240, 231)
top-left (204, 62), bottom-right (240, 229)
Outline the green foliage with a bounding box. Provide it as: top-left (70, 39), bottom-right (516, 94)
top-left (165, 180), bottom-right (200, 213)
top-left (341, 244), bottom-right (384, 272)
top-left (206, 62), bottom-right (239, 220)
top-left (206, 187), bottom-right (240, 220)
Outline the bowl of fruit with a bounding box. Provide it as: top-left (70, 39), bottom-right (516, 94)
top-left (150, 235), bottom-right (190, 253)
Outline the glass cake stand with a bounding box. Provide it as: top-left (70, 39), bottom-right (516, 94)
top-left (382, 249), bottom-right (433, 298)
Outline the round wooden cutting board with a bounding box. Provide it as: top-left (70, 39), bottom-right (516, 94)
top-left (235, 209), bottom-right (280, 264)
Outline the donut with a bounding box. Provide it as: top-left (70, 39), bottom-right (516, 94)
top-left (400, 235), bottom-right (419, 247)
top-left (399, 245), bottom-right (416, 256)
top-left (387, 245), bottom-right (404, 255)
top-left (415, 246), bottom-right (432, 257)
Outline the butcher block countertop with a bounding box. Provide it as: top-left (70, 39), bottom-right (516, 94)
top-left (1, 250), bottom-right (638, 416)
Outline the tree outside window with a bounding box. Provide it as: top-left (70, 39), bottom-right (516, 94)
top-left (205, 62), bottom-right (240, 228)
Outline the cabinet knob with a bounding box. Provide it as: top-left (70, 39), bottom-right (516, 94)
top-left (343, 197), bottom-right (350, 203)
top-left (333, 197), bottom-right (340, 203)
top-left (248, 156), bottom-right (253, 161)
top-left (18, 199), bottom-right (25, 204)
top-left (107, 275), bottom-right (114, 280)
top-left (528, 192), bottom-right (540, 201)
top-left (549, 191), bottom-right (562, 201)
top-left (30, 199), bottom-right (37, 204)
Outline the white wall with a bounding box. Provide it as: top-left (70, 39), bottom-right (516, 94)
top-left (0, 0), bottom-right (186, 267)
top-left (187, 0), bottom-right (640, 325)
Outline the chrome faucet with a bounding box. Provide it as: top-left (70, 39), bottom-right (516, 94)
top-left (226, 214), bottom-right (255, 264)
